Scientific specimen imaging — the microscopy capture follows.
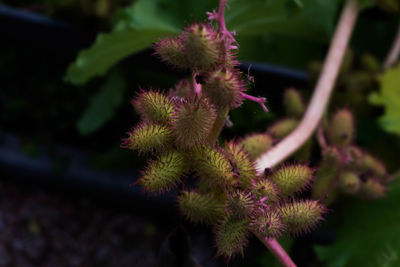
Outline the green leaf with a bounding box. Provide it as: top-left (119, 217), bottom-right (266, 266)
top-left (65, 0), bottom-right (338, 85)
top-left (65, 0), bottom-right (181, 85)
top-left (77, 69), bottom-right (126, 135)
top-left (226, 0), bottom-right (338, 43)
top-left (314, 179), bottom-right (400, 267)
top-left (369, 64), bottom-right (400, 135)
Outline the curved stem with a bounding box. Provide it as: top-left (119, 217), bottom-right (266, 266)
top-left (254, 233), bottom-right (297, 267)
top-left (207, 108), bottom-right (229, 145)
top-left (383, 19), bottom-right (400, 71)
top-left (255, 0), bottom-right (360, 173)
top-left (316, 123), bottom-right (328, 150)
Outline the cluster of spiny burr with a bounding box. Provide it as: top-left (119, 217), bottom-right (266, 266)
top-left (312, 108), bottom-right (389, 203)
top-left (121, 8), bottom-right (326, 259)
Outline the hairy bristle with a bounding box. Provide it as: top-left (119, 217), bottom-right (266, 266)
top-left (140, 150), bottom-right (186, 193)
top-left (241, 133), bottom-right (273, 160)
top-left (225, 141), bottom-right (256, 189)
top-left (253, 179), bottom-right (280, 204)
top-left (192, 146), bottom-right (233, 188)
top-left (215, 216), bottom-right (250, 258)
top-left (279, 199), bottom-right (325, 236)
top-left (132, 89), bottom-right (175, 124)
top-left (181, 23), bottom-right (221, 71)
top-left (202, 68), bottom-right (246, 110)
top-left (122, 123), bottom-right (172, 154)
top-left (153, 37), bottom-right (187, 69)
top-left (178, 191), bottom-right (224, 224)
top-left (252, 210), bottom-right (285, 238)
top-left (270, 164), bottom-right (314, 197)
top-left (171, 97), bottom-right (217, 149)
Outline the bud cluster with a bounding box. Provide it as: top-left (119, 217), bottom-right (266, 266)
top-left (312, 108), bottom-right (389, 203)
top-left (121, 15), bottom-right (327, 259)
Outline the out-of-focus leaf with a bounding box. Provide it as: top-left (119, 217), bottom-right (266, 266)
top-left (369, 64), bottom-right (400, 135)
top-left (226, 0), bottom-right (338, 43)
top-left (65, 0), bottom-right (181, 85)
top-left (66, 0), bottom-right (338, 85)
top-left (77, 70), bottom-right (126, 135)
top-left (314, 178), bottom-right (400, 267)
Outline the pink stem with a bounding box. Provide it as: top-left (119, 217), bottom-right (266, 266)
top-left (383, 20), bottom-right (400, 70)
top-left (207, 0), bottom-right (237, 49)
top-left (241, 92), bottom-right (269, 112)
top-left (255, 0), bottom-right (359, 173)
top-left (254, 234), bottom-right (297, 267)
top-left (193, 72), bottom-right (202, 96)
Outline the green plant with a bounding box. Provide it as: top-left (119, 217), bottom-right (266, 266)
top-left (118, 0), bottom-right (400, 266)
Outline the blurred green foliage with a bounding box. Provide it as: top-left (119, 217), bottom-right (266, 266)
top-left (64, 0), bottom-right (339, 85)
top-left (77, 69), bottom-right (126, 135)
top-left (370, 64), bottom-right (400, 136)
top-left (315, 177), bottom-right (400, 267)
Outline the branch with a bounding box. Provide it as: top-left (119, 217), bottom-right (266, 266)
top-left (240, 92), bottom-right (269, 112)
top-left (255, 0), bottom-right (360, 173)
top-left (254, 234), bottom-right (297, 267)
top-left (383, 19), bottom-right (400, 71)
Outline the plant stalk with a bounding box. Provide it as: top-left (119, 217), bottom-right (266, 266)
top-left (207, 108), bottom-right (229, 145)
top-left (255, 0), bottom-right (360, 173)
top-left (254, 234), bottom-right (297, 267)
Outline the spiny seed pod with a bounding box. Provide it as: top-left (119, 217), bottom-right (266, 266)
top-left (279, 199), bottom-right (325, 236)
top-left (361, 53), bottom-right (380, 73)
top-left (339, 171), bottom-right (360, 195)
top-left (283, 88), bottom-right (305, 119)
top-left (122, 123), bottom-right (172, 154)
top-left (227, 191), bottom-right (254, 219)
top-left (215, 216), bottom-right (250, 258)
top-left (178, 191), bottom-right (224, 224)
top-left (225, 49), bottom-right (240, 69)
top-left (374, 0), bottom-right (400, 13)
top-left (181, 23), bottom-right (221, 71)
top-left (169, 79), bottom-right (192, 98)
top-left (362, 153), bottom-right (387, 178)
top-left (140, 150), bottom-right (185, 193)
top-left (132, 90), bottom-right (175, 124)
top-left (312, 147), bottom-right (342, 200)
top-left (270, 164), bottom-right (314, 197)
top-left (171, 97), bottom-right (216, 149)
top-left (192, 146), bottom-right (233, 187)
top-left (327, 109), bottom-right (354, 147)
top-left (241, 133), bottom-right (273, 160)
top-left (253, 210), bottom-right (284, 238)
top-left (343, 145), bottom-right (364, 169)
top-left (154, 37), bottom-right (187, 69)
top-left (253, 179), bottom-right (280, 204)
top-left (203, 68), bottom-right (246, 110)
top-left (268, 118), bottom-right (299, 138)
top-left (359, 179), bottom-right (387, 199)
top-left (225, 141), bottom-right (255, 189)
